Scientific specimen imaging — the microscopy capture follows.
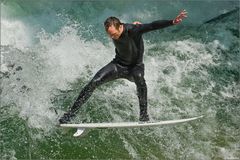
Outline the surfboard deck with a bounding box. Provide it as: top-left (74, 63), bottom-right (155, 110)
top-left (60, 115), bottom-right (203, 137)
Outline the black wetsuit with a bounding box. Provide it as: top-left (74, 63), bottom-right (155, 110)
top-left (59, 20), bottom-right (174, 123)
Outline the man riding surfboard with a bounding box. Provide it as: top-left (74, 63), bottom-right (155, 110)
top-left (59, 10), bottom-right (187, 124)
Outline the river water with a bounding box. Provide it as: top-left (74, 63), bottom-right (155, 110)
top-left (1, 1), bottom-right (239, 159)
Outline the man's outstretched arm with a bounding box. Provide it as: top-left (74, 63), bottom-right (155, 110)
top-left (135, 20), bottom-right (173, 34)
top-left (135, 10), bottom-right (188, 34)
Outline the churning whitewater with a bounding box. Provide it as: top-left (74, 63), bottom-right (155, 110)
top-left (1, 1), bottom-right (239, 159)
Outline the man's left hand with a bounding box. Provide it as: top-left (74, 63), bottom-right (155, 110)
top-left (173, 9), bottom-right (188, 25)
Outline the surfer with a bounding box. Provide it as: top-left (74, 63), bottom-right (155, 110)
top-left (59, 10), bottom-right (187, 124)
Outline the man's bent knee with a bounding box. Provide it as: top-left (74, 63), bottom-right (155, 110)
top-left (133, 73), bottom-right (146, 86)
top-left (90, 75), bottom-right (103, 88)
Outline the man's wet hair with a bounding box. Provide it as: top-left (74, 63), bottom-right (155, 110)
top-left (104, 16), bottom-right (122, 31)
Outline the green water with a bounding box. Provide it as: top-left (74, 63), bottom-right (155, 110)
top-left (1, 0), bottom-right (240, 159)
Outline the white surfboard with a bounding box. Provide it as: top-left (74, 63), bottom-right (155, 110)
top-left (60, 115), bottom-right (203, 137)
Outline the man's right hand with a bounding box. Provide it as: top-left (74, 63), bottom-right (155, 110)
top-left (133, 21), bottom-right (142, 25)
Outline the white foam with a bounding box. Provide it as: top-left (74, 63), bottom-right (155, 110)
top-left (1, 23), bottom-right (115, 132)
top-left (218, 146), bottom-right (239, 160)
top-left (143, 39), bottom-right (220, 118)
top-left (119, 134), bottom-right (140, 159)
top-left (1, 19), bottom-right (32, 49)
top-left (1, 149), bottom-right (17, 160)
top-left (220, 82), bottom-right (240, 98)
top-left (37, 25), bottom-right (113, 90)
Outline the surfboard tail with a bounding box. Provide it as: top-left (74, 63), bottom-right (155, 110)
top-left (73, 128), bottom-right (85, 137)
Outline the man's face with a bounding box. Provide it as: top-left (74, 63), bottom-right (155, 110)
top-left (106, 25), bottom-right (123, 40)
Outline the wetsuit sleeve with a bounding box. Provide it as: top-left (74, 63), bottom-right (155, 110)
top-left (135, 20), bottom-right (174, 34)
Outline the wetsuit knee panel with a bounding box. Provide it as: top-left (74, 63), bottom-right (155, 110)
top-left (133, 70), bottom-right (145, 81)
top-left (134, 79), bottom-right (147, 88)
